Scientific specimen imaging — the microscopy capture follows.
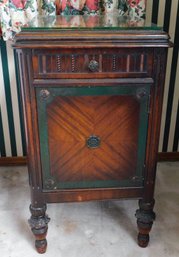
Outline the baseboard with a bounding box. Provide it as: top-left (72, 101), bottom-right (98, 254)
top-left (0, 157), bottom-right (27, 166)
top-left (158, 152), bottom-right (179, 162)
top-left (0, 152), bottom-right (178, 166)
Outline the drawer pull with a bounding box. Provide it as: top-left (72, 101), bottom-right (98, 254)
top-left (88, 60), bottom-right (99, 72)
top-left (87, 135), bottom-right (100, 149)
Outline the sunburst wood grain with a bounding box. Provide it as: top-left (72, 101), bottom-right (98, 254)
top-left (47, 95), bottom-right (140, 184)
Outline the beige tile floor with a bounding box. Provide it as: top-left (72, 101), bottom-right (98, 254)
top-left (0, 162), bottom-right (179, 257)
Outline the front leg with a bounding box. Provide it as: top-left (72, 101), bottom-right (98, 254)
top-left (29, 204), bottom-right (50, 253)
top-left (135, 199), bottom-right (156, 247)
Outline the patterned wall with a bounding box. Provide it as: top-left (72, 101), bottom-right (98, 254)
top-left (146, 0), bottom-right (179, 153)
top-left (0, 40), bottom-right (26, 157)
top-left (0, 0), bottom-right (178, 157)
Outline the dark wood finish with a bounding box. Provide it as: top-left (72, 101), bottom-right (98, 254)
top-left (0, 152), bottom-right (177, 167)
top-left (0, 156), bottom-right (26, 166)
top-left (136, 199), bottom-right (156, 247)
top-left (14, 24), bottom-right (170, 253)
top-left (32, 48), bottom-right (152, 79)
top-left (48, 95), bottom-right (139, 183)
top-left (158, 152), bottom-right (179, 162)
top-left (14, 30), bottom-right (170, 48)
top-left (0, 152), bottom-right (178, 167)
top-left (43, 188), bottom-right (143, 203)
top-left (29, 204), bottom-right (50, 254)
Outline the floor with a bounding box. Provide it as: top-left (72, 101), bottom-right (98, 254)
top-left (0, 162), bottom-right (179, 257)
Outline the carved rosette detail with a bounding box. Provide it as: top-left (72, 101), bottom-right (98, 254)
top-left (136, 88), bottom-right (147, 100)
top-left (44, 178), bottom-right (57, 190)
top-left (40, 89), bottom-right (50, 101)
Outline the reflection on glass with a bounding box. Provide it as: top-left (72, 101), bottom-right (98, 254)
top-left (23, 14), bottom-right (161, 31)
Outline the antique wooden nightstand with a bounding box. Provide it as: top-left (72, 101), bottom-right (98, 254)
top-left (14, 15), bottom-right (170, 253)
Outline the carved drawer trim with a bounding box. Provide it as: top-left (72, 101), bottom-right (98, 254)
top-left (32, 49), bottom-right (153, 79)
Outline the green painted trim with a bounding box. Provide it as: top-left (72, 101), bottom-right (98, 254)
top-left (38, 100), bottom-right (51, 184)
top-left (45, 179), bottom-right (143, 190)
top-left (0, 107), bottom-right (6, 156)
top-left (0, 40), bottom-right (17, 156)
top-left (136, 86), bottom-right (150, 178)
top-left (13, 51), bottom-right (26, 156)
top-left (36, 85), bottom-right (150, 190)
top-left (44, 86), bottom-right (142, 102)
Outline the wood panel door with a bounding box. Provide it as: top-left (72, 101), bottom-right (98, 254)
top-left (36, 85), bottom-right (150, 190)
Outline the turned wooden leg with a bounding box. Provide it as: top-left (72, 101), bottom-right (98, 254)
top-left (135, 199), bottom-right (156, 248)
top-left (28, 204), bottom-right (50, 254)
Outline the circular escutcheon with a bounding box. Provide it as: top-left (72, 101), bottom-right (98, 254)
top-left (86, 135), bottom-right (101, 149)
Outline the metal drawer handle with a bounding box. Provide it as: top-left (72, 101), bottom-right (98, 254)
top-left (88, 60), bottom-right (99, 72)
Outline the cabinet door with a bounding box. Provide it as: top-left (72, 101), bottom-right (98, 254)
top-left (36, 85), bottom-right (150, 190)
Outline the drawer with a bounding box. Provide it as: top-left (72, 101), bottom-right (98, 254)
top-left (32, 48), bottom-right (153, 79)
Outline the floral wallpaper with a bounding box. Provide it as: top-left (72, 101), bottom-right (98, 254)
top-left (0, 0), bottom-right (146, 40)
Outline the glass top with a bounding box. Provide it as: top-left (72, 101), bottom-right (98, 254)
top-left (22, 15), bottom-right (162, 31)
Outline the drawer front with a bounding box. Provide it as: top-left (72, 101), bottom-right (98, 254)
top-left (32, 49), bottom-right (153, 79)
top-left (36, 84), bottom-right (151, 191)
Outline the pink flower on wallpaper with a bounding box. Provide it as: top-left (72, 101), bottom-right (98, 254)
top-left (11, 0), bottom-right (27, 9)
top-left (70, 0), bottom-right (86, 10)
top-left (62, 0), bottom-right (86, 11)
top-left (128, 0), bottom-right (140, 7)
top-left (61, 0), bottom-right (70, 11)
top-left (1, 0), bottom-right (8, 4)
top-left (86, 0), bottom-right (98, 11)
